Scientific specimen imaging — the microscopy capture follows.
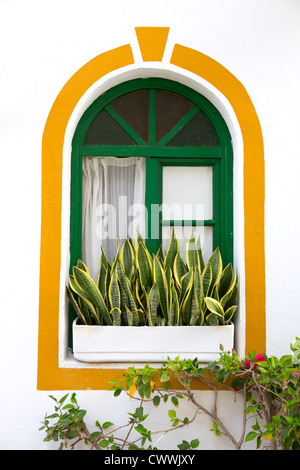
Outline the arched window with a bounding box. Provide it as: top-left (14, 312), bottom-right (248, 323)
top-left (71, 78), bottom-right (233, 283)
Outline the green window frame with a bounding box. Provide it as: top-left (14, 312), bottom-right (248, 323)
top-left (70, 78), bottom-right (233, 334)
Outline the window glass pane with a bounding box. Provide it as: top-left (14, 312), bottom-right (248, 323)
top-left (167, 109), bottom-right (219, 146)
top-left (162, 226), bottom-right (213, 264)
top-left (110, 90), bottom-right (149, 142)
top-left (156, 90), bottom-right (194, 143)
top-left (84, 110), bottom-right (136, 145)
top-left (162, 166), bottom-right (213, 220)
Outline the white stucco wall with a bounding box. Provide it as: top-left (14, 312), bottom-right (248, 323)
top-left (0, 0), bottom-right (299, 450)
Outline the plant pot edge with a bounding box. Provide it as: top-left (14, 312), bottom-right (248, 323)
top-left (72, 319), bottom-right (234, 364)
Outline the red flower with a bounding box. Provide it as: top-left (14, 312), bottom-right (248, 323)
top-left (245, 353), bottom-right (266, 370)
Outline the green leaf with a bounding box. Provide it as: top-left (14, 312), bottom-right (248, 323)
top-left (168, 409), bottom-right (176, 418)
top-left (153, 396), bottom-right (160, 407)
top-left (171, 396), bottom-right (179, 407)
top-left (99, 439), bottom-right (109, 448)
top-left (135, 424), bottom-right (148, 436)
top-left (177, 440), bottom-right (190, 450)
top-left (191, 438), bottom-right (200, 448)
top-left (245, 431), bottom-right (257, 442)
top-left (75, 409), bottom-right (87, 420)
top-left (90, 431), bottom-right (102, 441)
top-left (59, 394), bottom-right (69, 404)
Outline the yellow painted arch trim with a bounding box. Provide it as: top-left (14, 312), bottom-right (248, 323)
top-left (38, 29), bottom-right (265, 390)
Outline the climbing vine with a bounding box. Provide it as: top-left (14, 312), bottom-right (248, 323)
top-left (40, 339), bottom-right (300, 450)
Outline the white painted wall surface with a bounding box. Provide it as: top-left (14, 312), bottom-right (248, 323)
top-left (0, 0), bottom-right (299, 450)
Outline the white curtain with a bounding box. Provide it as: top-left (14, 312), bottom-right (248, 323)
top-left (82, 156), bottom-right (146, 280)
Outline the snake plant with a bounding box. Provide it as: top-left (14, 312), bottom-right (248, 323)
top-left (67, 231), bottom-right (238, 326)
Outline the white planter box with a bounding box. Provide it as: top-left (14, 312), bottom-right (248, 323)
top-left (72, 319), bottom-right (234, 363)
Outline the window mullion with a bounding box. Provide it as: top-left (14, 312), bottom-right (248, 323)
top-left (157, 106), bottom-right (199, 146)
top-left (145, 157), bottom-right (161, 253)
top-left (105, 105), bottom-right (146, 145)
top-left (161, 219), bottom-right (215, 226)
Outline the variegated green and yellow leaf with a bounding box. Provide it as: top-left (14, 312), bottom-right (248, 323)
top-left (69, 274), bottom-right (101, 325)
top-left (153, 255), bottom-right (169, 321)
top-left (135, 279), bottom-right (147, 315)
top-left (164, 229), bottom-right (180, 271)
top-left (173, 252), bottom-right (187, 288)
top-left (179, 269), bottom-right (193, 307)
top-left (217, 263), bottom-right (233, 299)
top-left (111, 307), bottom-right (121, 326)
top-left (73, 266), bottom-right (113, 325)
top-left (206, 312), bottom-right (220, 325)
top-left (126, 305), bottom-right (140, 326)
top-left (120, 238), bottom-right (135, 278)
top-left (148, 283), bottom-right (160, 326)
top-left (224, 305), bottom-right (237, 324)
top-left (202, 262), bottom-right (212, 295)
top-left (190, 308), bottom-right (204, 326)
top-left (69, 274), bottom-right (92, 305)
top-left (78, 296), bottom-right (93, 325)
top-left (97, 263), bottom-right (107, 300)
top-left (186, 232), bottom-right (200, 269)
top-left (220, 271), bottom-right (238, 309)
top-left (181, 270), bottom-right (200, 325)
top-left (207, 248), bottom-right (223, 290)
top-left (100, 247), bottom-right (111, 270)
top-left (137, 242), bottom-right (152, 291)
top-left (204, 297), bottom-right (224, 317)
top-left (66, 286), bottom-right (88, 325)
top-left (108, 270), bottom-right (121, 310)
top-left (76, 259), bottom-right (90, 274)
top-left (68, 278), bottom-right (100, 325)
top-left (170, 283), bottom-right (180, 325)
top-left (196, 235), bottom-right (205, 272)
top-left (194, 265), bottom-right (204, 312)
